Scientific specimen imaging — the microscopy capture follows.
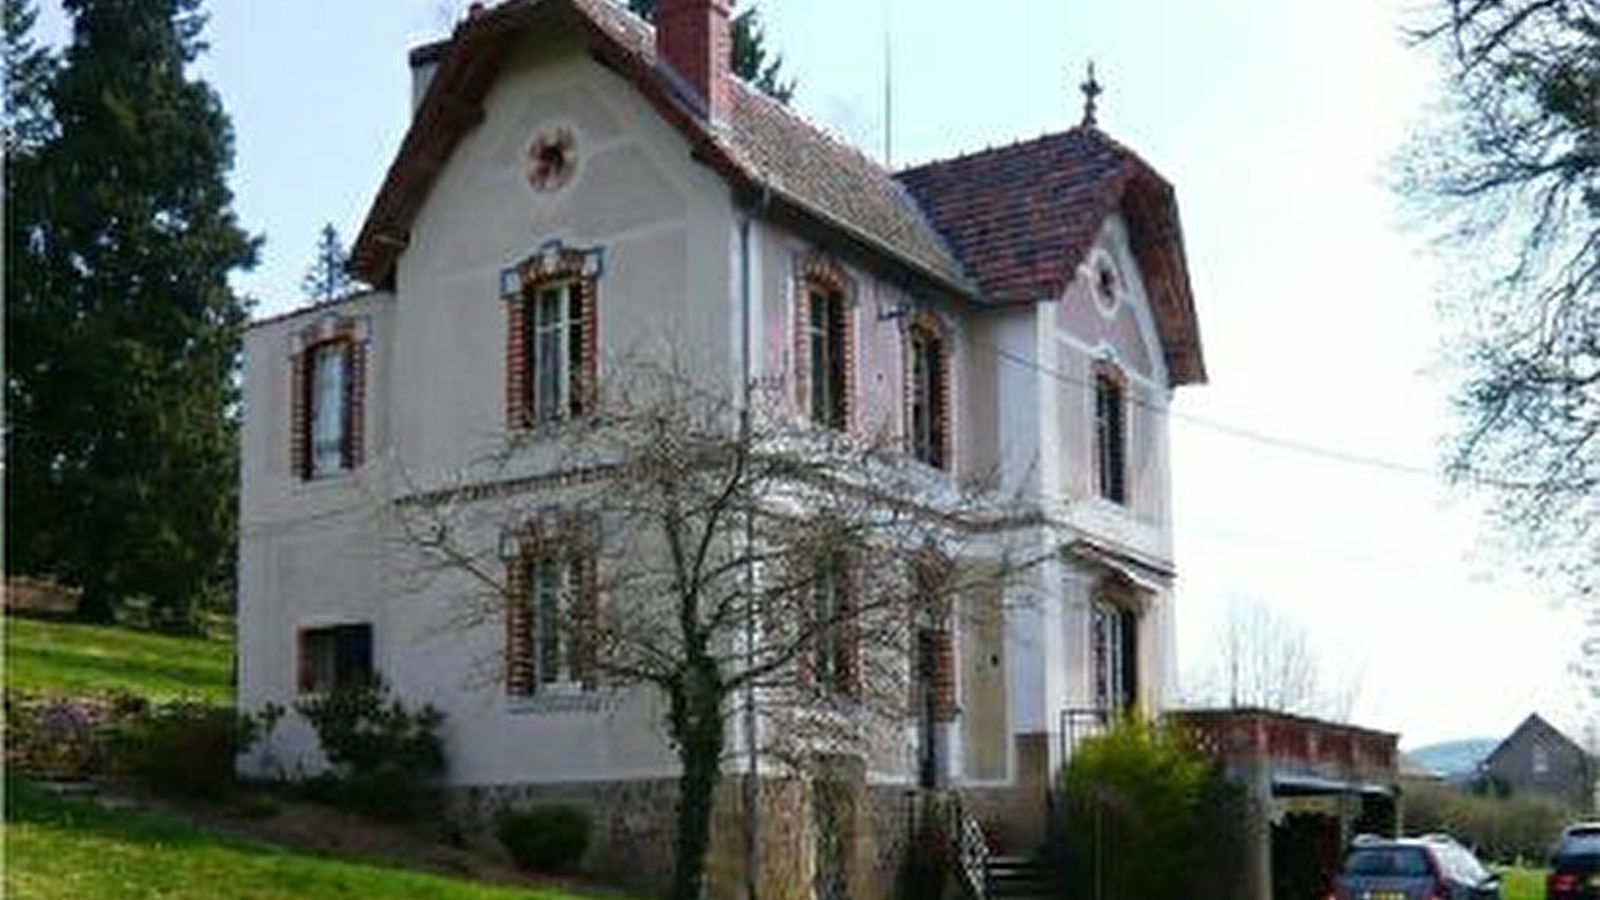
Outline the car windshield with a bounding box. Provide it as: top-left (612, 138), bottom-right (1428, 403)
top-left (1561, 830), bottom-right (1600, 856)
top-left (1434, 843), bottom-right (1489, 883)
top-left (1344, 847), bottom-right (1432, 877)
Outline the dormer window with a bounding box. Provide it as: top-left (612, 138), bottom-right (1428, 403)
top-left (1094, 369), bottom-right (1127, 504)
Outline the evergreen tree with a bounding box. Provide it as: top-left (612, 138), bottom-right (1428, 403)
top-left (4, 0), bottom-right (259, 627)
top-left (302, 222), bottom-right (358, 303)
top-left (2, 0), bottom-right (57, 154)
top-left (627, 0), bottom-right (795, 104)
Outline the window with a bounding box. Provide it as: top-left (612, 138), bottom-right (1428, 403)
top-left (908, 321), bottom-right (950, 469)
top-left (523, 280), bottom-right (587, 425)
top-left (507, 545), bottom-right (596, 696)
top-left (297, 623), bottom-right (373, 693)
top-left (807, 285), bottom-right (848, 429)
top-left (291, 317), bottom-right (366, 481)
top-left (309, 342), bottom-right (350, 476)
top-left (1094, 370), bottom-right (1127, 504)
top-left (809, 555), bottom-right (857, 697)
top-left (1533, 745), bottom-right (1550, 776)
top-left (502, 241), bottom-right (601, 430)
top-left (1090, 598), bottom-right (1137, 713)
top-left (794, 255), bottom-right (854, 431)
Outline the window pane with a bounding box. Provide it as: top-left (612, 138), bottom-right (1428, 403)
top-left (534, 558), bottom-right (564, 686)
top-left (310, 344), bottom-right (347, 475)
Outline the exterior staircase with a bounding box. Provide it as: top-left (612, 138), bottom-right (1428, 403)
top-left (984, 854), bottom-right (1059, 900)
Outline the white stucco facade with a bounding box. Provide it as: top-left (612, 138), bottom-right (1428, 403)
top-left (237, 2), bottom-right (1200, 870)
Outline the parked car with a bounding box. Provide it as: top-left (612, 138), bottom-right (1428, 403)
top-left (1548, 823), bottom-right (1600, 900)
top-left (1333, 834), bottom-right (1502, 900)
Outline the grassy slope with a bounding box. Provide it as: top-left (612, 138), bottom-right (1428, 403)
top-left (3, 616), bottom-right (233, 703)
top-left (3, 780), bottom-right (594, 900)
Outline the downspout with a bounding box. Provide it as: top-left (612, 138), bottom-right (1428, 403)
top-left (737, 189), bottom-right (764, 900)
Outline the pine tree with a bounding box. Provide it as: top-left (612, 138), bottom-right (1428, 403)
top-left (627, 0), bottom-right (795, 104)
top-left (2, 0), bottom-right (58, 154)
top-left (4, 0), bottom-right (259, 627)
top-left (302, 222), bottom-right (358, 303)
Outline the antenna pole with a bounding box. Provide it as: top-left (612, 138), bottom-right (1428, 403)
top-left (882, 0), bottom-right (893, 166)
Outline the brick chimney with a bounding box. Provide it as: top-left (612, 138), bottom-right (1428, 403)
top-left (655, 0), bottom-right (731, 125)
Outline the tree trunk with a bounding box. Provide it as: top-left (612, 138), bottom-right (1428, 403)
top-left (669, 657), bottom-right (726, 900)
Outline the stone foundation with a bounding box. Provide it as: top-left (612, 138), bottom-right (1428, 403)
top-left (449, 769), bottom-right (918, 900)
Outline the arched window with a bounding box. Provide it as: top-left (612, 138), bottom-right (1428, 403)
top-left (795, 254), bottom-right (854, 431)
top-left (1093, 367), bottom-right (1127, 504)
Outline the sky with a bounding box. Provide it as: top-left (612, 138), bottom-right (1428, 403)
top-left (30, 0), bottom-right (1587, 748)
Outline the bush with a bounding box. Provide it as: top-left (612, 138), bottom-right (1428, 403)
top-left (495, 805), bottom-right (591, 873)
top-left (4, 691), bottom-right (127, 778)
top-left (295, 675), bottom-right (445, 820)
top-left (108, 700), bottom-right (275, 799)
top-left (1060, 716), bottom-right (1246, 900)
top-left (1403, 782), bottom-right (1566, 864)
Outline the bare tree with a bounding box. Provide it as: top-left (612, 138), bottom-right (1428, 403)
top-left (391, 362), bottom-right (1035, 900)
top-left (1404, 1), bottom-right (1600, 597)
top-left (1184, 597), bottom-right (1360, 720)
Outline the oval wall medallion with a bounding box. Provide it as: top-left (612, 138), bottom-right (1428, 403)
top-left (525, 124), bottom-right (578, 194)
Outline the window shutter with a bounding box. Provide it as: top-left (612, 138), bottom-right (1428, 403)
top-left (505, 558), bottom-right (534, 696)
top-left (290, 351), bottom-right (311, 479)
top-left (572, 280), bottom-right (598, 418)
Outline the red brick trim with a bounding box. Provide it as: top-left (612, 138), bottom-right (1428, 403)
top-left (794, 253), bottom-right (856, 431)
top-left (504, 512), bottom-right (600, 695)
top-left (905, 311), bottom-right (952, 471)
top-left (503, 243), bottom-right (601, 430)
top-left (289, 314), bottom-right (369, 480)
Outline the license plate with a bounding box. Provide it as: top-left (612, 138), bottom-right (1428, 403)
top-left (1365, 892), bottom-right (1405, 900)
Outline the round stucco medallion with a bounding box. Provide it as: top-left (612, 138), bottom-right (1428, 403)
top-left (524, 123), bottom-right (579, 194)
top-left (1088, 250), bottom-right (1122, 318)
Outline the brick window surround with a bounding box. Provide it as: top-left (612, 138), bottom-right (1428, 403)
top-left (794, 254), bottom-right (855, 431)
top-left (501, 240), bottom-right (603, 431)
top-left (1093, 364), bottom-right (1128, 504)
top-left (289, 314), bottom-right (369, 480)
top-left (503, 514), bottom-right (599, 696)
top-left (906, 312), bottom-right (952, 471)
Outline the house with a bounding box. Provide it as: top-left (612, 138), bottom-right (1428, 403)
top-left (236, 0), bottom-right (1205, 896)
top-left (1480, 713), bottom-right (1593, 811)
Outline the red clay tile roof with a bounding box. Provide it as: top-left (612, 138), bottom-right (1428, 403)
top-left (897, 128), bottom-right (1205, 384)
top-left (350, 0), bottom-right (969, 296)
top-left (349, 0), bottom-right (1203, 384)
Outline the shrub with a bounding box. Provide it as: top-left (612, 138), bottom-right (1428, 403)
top-left (1060, 716), bottom-right (1246, 900)
top-left (107, 700), bottom-right (275, 799)
top-left (1403, 782), bottom-right (1566, 864)
top-left (495, 805), bottom-right (591, 873)
top-left (3, 691), bottom-right (125, 778)
top-left (295, 675), bottom-right (445, 820)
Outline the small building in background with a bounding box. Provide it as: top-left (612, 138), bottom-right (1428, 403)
top-left (1480, 713), bottom-right (1594, 812)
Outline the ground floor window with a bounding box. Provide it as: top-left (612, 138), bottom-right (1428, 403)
top-left (1090, 599), bottom-right (1138, 713)
top-left (297, 623), bottom-right (373, 693)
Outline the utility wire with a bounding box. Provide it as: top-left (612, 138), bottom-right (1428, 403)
top-left (978, 341), bottom-right (1534, 491)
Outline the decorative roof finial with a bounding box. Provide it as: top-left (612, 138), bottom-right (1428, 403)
top-left (1080, 61), bottom-right (1102, 127)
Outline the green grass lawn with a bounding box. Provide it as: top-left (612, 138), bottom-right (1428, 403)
top-left (3, 779), bottom-right (602, 900)
top-left (4, 615), bottom-right (234, 702)
top-left (1501, 866), bottom-right (1544, 900)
